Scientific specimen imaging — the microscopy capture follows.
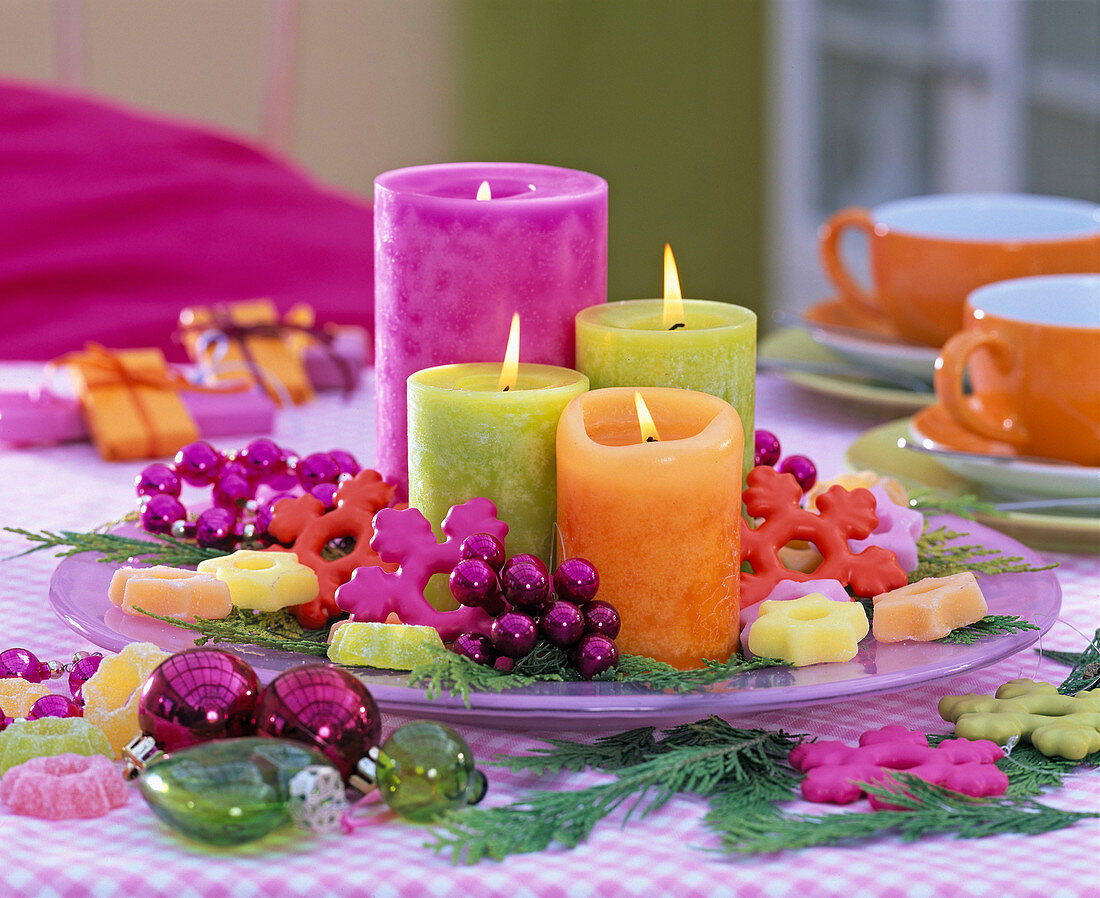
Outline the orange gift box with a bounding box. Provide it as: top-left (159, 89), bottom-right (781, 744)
top-left (63, 344), bottom-right (201, 462)
top-left (178, 299), bottom-right (315, 405)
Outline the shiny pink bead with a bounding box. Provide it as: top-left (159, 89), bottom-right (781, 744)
top-left (460, 533), bottom-right (507, 572)
top-left (67, 655), bottom-right (103, 705)
top-left (583, 600), bottom-right (621, 640)
top-left (553, 557), bottom-right (599, 605)
top-left (213, 471), bottom-right (253, 511)
top-left (174, 441), bottom-right (223, 486)
top-left (539, 599), bottom-right (585, 648)
top-left (328, 449), bottom-right (361, 478)
top-left (27, 694), bottom-right (82, 720)
top-left (135, 463), bottom-right (181, 498)
top-left (139, 648), bottom-right (261, 752)
top-left (140, 494), bottom-right (186, 534)
top-left (501, 555), bottom-right (550, 609)
top-left (449, 559), bottom-right (505, 615)
top-left (297, 452), bottom-right (340, 490)
top-left (239, 438), bottom-right (285, 482)
top-left (490, 611), bottom-right (539, 659)
top-left (754, 429), bottom-right (781, 468)
top-left (0, 648), bottom-right (49, 683)
top-left (256, 493), bottom-right (296, 535)
top-left (309, 482), bottom-right (339, 510)
top-left (195, 507), bottom-right (238, 550)
top-left (266, 449), bottom-right (301, 490)
top-left (777, 454), bottom-right (817, 492)
top-left (452, 632), bottom-right (497, 666)
top-left (571, 633), bottom-right (619, 680)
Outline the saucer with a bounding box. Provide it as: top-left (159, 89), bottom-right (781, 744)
top-left (848, 419), bottom-right (1099, 554)
top-left (910, 403), bottom-right (1100, 500)
top-left (803, 299), bottom-right (940, 382)
top-left (759, 329), bottom-right (933, 411)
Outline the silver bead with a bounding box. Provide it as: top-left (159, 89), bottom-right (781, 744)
top-left (337, 472), bottom-right (353, 483)
top-left (46, 659), bottom-right (65, 679)
top-left (240, 523), bottom-right (258, 540)
top-left (285, 455), bottom-right (300, 471)
top-left (244, 499), bottom-right (260, 514)
top-left (170, 519), bottom-right (189, 538)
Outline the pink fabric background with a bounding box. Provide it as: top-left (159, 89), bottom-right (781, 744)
top-left (0, 79), bottom-right (373, 361)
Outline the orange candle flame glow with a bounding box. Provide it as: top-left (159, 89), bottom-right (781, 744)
top-left (662, 243), bottom-right (684, 330)
top-left (498, 312), bottom-right (520, 391)
top-left (635, 391), bottom-right (660, 442)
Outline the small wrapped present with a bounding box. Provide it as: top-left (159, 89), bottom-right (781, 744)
top-left (48, 343), bottom-right (266, 461)
top-left (178, 298), bottom-right (316, 405)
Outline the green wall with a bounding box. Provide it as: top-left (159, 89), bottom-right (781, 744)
top-left (454, 0), bottom-right (766, 313)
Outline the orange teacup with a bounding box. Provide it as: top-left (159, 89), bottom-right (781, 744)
top-left (933, 274), bottom-right (1100, 467)
top-left (819, 194), bottom-right (1100, 347)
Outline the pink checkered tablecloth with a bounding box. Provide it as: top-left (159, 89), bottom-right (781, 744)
top-left (0, 362), bottom-right (1096, 898)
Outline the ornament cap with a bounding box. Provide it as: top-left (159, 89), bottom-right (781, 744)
top-left (122, 733), bottom-right (162, 780)
top-left (348, 746), bottom-right (381, 794)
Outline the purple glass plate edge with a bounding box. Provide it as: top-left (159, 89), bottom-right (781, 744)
top-left (48, 515), bottom-right (1060, 729)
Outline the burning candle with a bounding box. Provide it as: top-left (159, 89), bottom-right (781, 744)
top-left (408, 314), bottom-right (589, 608)
top-left (574, 245), bottom-right (756, 474)
top-left (376, 162), bottom-right (608, 497)
top-left (556, 387), bottom-right (743, 669)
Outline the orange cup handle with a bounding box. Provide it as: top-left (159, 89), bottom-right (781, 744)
top-left (934, 330), bottom-right (1029, 447)
top-left (818, 207), bottom-right (878, 315)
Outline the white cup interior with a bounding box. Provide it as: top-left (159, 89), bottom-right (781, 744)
top-left (875, 193), bottom-right (1100, 240)
top-left (968, 275), bottom-right (1100, 327)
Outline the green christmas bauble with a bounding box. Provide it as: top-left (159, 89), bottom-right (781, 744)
top-left (375, 722), bottom-right (487, 822)
top-left (138, 738), bottom-right (341, 845)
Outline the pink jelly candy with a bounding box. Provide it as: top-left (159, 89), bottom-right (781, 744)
top-left (740, 578), bottom-right (852, 634)
top-left (848, 484), bottom-right (923, 574)
top-left (1, 753), bottom-right (127, 819)
top-left (789, 724), bottom-right (1008, 810)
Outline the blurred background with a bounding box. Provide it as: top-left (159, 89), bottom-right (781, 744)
top-left (1, 0), bottom-right (1097, 328)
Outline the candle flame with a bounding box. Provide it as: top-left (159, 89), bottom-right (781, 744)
top-left (662, 243), bottom-right (684, 330)
top-left (476, 180), bottom-right (492, 201)
top-left (498, 313), bottom-right (520, 391)
top-left (635, 392), bottom-right (660, 442)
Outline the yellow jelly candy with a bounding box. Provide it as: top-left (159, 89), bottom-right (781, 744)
top-left (0, 718), bottom-right (113, 776)
top-left (197, 550), bottom-right (319, 613)
top-left (328, 621), bottom-right (445, 670)
top-left (0, 680), bottom-right (50, 718)
top-left (109, 565), bottom-right (233, 621)
top-left (745, 593), bottom-right (869, 667)
top-left (872, 571), bottom-right (987, 643)
top-left (939, 679), bottom-right (1100, 760)
top-left (82, 642), bottom-right (170, 757)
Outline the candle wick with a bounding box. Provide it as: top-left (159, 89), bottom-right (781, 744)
top-left (646, 436), bottom-right (657, 442)
top-left (502, 386), bottom-right (510, 392)
top-left (668, 322), bottom-right (686, 331)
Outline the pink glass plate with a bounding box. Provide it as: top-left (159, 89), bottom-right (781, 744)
top-left (48, 515), bottom-right (1059, 730)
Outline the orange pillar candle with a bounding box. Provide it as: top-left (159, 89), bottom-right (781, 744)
top-left (556, 387), bottom-right (743, 669)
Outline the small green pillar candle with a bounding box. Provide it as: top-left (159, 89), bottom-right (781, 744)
top-left (408, 363), bottom-right (589, 609)
top-left (575, 299), bottom-right (756, 473)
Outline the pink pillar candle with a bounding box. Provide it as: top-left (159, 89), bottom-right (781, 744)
top-left (374, 162), bottom-right (608, 496)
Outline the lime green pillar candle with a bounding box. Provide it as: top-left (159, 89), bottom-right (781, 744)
top-left (575, 299), bottom-right (756, 473)
top-left (408, 363), bottom-right (589, 608)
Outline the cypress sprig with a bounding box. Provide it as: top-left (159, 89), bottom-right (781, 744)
top-left (429, 720), bottom-right (804, 864)
top-left (938, 615), bottom-right (1039, 645)
top-left (1057, 629), bottom-right (1100, 695)
top-left (997, 742), bottom-right (1100, 798)
top-left (907, 489), bottom-right (1004, 520)
top-left (3, 526), bottom-right (228, 567)
top-left (134, 606), bottom-right (330, 656)
top-left (909, 526), bottom-right (1055, 582)
top-left (713, 774), bottom-right (1098, 854)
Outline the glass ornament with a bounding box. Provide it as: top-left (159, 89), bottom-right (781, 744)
top-left (352, 721), bottom-right (487, 823)
top-left (138, 648), bottom-right (261, 753)
top-left (137, 737), bottom-right (346, 845)
top-left (253, 664), bottom-right (382, 781)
